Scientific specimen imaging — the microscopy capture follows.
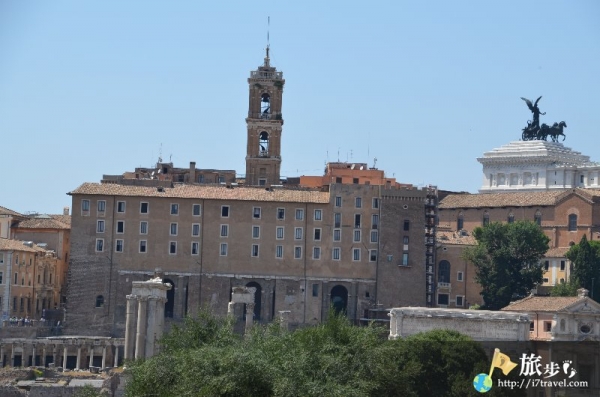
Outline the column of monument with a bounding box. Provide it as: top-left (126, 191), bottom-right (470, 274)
top-left (135, 297), bottom-right (148, 360)
top-left (145, 296), bottom-right (158, 357)
top-left (124, 294), bottom-right (138, 360)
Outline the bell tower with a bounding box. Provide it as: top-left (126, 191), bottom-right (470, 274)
top-left (245, 47), bottom-right (285, 186)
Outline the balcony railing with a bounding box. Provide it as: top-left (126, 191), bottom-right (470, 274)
top-left (250, 71), bottom-right (283, 80)
top-left (248, 112), bottom-right (283, 120)
top-left (438, 282), bottom-right (451, 289)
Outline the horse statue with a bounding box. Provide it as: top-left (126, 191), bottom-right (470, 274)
top-left (548, 121), bottom-right (567, 142)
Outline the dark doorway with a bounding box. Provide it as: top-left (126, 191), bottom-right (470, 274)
top-left (164, 278), bottom-right (175, 318)
top-left (13, 355), bottom-right (22, 367)
top-left (66, 356), bottom-right (77, 370)
top-left (245, 282), bottom-right (262, 321)
top-left (93, 356), bottom-right (103, 367)
top-left (330, 285), bottom-right (348, 315)
top-left (45, 355), bottom-right (54, 367)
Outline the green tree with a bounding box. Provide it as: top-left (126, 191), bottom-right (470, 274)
top-left (565, 235), bottom-right (600, 301)
top-left (550, 279), bottom-right (579, 297)
top-left (125, 309), bottom-right (525, 397)
top-left (463, 221), bottom-right (550, 310)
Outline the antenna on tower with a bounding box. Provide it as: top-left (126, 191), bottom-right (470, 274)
top-left (158, 143), bottom-right (163, 163)
top-left (266, 16), bottom-right (270, 59)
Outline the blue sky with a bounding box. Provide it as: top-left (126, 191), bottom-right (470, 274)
top-left (1, 1), bottom-right (599, 214)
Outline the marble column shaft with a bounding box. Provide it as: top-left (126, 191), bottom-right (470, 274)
top-left (62, 346), bottom-right (67, 371)
top-left (124, 295), bottom-right (137, 360)
top-left (135, 298), bottom-right (148, 360)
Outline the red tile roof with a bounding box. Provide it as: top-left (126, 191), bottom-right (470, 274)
top-left (501, 295), bottom-right (582, 312)
top-left (0, 205), bottom-right (24, 217)
top-left (439, 190), bottom-right (568, 209)
top-left (69, 183), bottom-right (330, 204)
top-left (15, 215), bottom-right (71, 230)
top-left (0, 239), bottom-right (47, 253)
top-left (545, 247), bottom-right (570, 258)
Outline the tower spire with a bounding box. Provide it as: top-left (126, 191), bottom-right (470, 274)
top-left (264, 16), bottom-right (270, 67)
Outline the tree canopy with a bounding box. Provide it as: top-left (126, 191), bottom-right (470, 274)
top-left (565, 235), bottom-right (600, 301)
top-left (463, 221), bottom-right (550, 310)
top-left (124, 309), bottom-right (525, 397)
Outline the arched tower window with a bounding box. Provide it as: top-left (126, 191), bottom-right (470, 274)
top-left (259, 131), bottom-right (269, 157)
top-left (457, 212), bottom-right (464, 231)
top-left (482, 211), bottom-right (490, 227)
top-left (534, 210), bottom-right (542, 226)
top-left (260, 93), bottom-right (270, 119)
top-left (438, 260), bottom-right (451, 284)
top-left (508, 212), bottom-right (515, 224)
top-left (568, 214), bottom-right (577, 231)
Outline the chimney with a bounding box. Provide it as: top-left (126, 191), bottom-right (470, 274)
top-left (577, 288), bottom-right (589, 298)
top-left (63, 207), bottom-right (70, 215)
top-left (189, 161), bottom-right (196, 184)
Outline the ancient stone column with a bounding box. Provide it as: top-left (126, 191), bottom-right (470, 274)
top-left (89, 346), bottom-right (94, 369)
top-left (11, 344), bottom-right (15, 367)
top-left (227, 301), bottom-right (235, 315)
top-left (32, 344), bottom-right (36, 367)
top-left (124, 295), bottom-right (137, 360)
top-left (135, 297), bottom-right (148, 360)
top-left (145, 297), bottom-right (158, 358)
top-left (62, 346), bottom-right (68, 371)
top-left (42, 345), bottom-right (47, 367)
top-left (53, 345), bottom-right (58, 368)
top-left (278, 310), bottom-right (291, 331)
top-left (101, 346), bottom-right (107, 369)
top-left (113, 345), bottom-right (119, 367)
top-left (76, 346), bottom-right (82, 370)
top-left (245, 303), bottom-right (255, 333)
top-left (154, 297), bottom-right (166, 355)
top-left (0, 345), bottom-right (4, 368)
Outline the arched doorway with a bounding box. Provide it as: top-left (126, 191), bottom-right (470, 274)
top-left (245, 282), bottom-right (262, 321)
top-left (163, 278), bottom-right (175, 318)
top-left (330, 285), bottom-right (348, 315)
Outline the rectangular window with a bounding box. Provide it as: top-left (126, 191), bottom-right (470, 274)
top-left (116, 221), bottom-right (124, 234)
top-left (252, 226), bottom-right (260, 239)
top-left (0, 253), bottom-right (3, 264)
top-left (139, 240), bottom-right (147, 253)
top-left (295, 209), bottom-right (304, 220)
top-left (403, 236), bottom-right (409, 245)
top-left (140, 202), bottom-right (149, 214)
top-left (169, 241), bottom-right (177, 255)
top-left (192, 224), bottom-right (200, 237)
top-left (170, 223), bottom-right (178, 236)
top-left (220, 224), bottom-right (229, 237)
top-left (334, 213), bottom-right (341, 228)
top-left (276, 226), bottom-right (284, 240)
top-left (370, 230), bottom-right (378, 243)
top-left (97, 220), bottom-right (105, 233)
top-left (354, 230), bottom-right (361, 242)
top-left (372, 198), bottom-right (379, 209)
top-left (530, 322), bottom-right (535, 331)
top-left (140, 221), bottom-right (148, 235)
top-left (354, 214), bottom-right (361, 228)
top-left (189, 242), bottom-right (199, 255)
top-left (115, 239), bottom-right (124, 252)
top-left (313, 247), bottom-right (321, 259)
top-left (457, 271), bottom-right (464, 281)
top-left (369, 249), bottom-right (378, 262)
top-left (221, 205), bottom-right (230, 217)
top-left (97, 200), bottom-right (106, 213)
top-left (456, 296), bottom-right (464, 307)
top-left (277, 208), bottom-right (285, 220)
top-left (560, 261), bottom-right (566, 271)
top-left (402, 253), bottom-right (409, 266)
top-left (192, 204), bottom-right (201, 216)
top-left (294, 227), bottom-right (303, 240)
top-left (14, 272), bottom-right (18, 285)
top-left (544, 261), bottom-right (549, 271)
top-left (335, 196), bottom-right (342, 207)
top-left (82, 199), bottom-right (90, 212)
top-left (251, 244), bottom-right (259, 257)
top-left (544, 321), bottom-right (552, 332)
top-left (13, 297), bottom-right (16, 311)
top-left (312, 284), bottom-right (319, 297)
top-left (276, 245), bottom-right (283, 258)
top-left (171, 203), bottom-right (179, 215)
top-left (353, 248), bottom-right (361, 261)
top-left (333, 229), bottom-right (341, 241)
top-left (372, 214), bottom-right (379, 229)
top-left (220, 243), bottom-right (228, 256)
top-left (314, 228), bottom-right (321, 241)
top-left (403, 220), bottom-right (410, 231)
top-left (0, 272), bottom-right (2, 284)
top-left (96, 239), bottom-right (104, 252)
top-left (294, 246), bottom-right (302, 259)
top-left (314, 209), bottom-right (322, 221)
top-left (355, 197), bottom-right (362, 208)
top-left (353, 178), bottom-right (359, 184)
top-left (117, 201), bottom-right (126, 213)
top-left (253, 207), bottom-right (261, 219)
top-left (331, 247), bottom-right (341, 261)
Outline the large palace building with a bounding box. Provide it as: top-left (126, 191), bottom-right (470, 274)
top-left (64, 51), bottom-right (438, 336)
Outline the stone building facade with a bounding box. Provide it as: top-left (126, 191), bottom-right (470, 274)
top-left (65, 181), bottom-right (433, 336)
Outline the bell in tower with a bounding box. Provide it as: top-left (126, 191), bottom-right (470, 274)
top-left (245, 46), bottom-right (285, 186)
